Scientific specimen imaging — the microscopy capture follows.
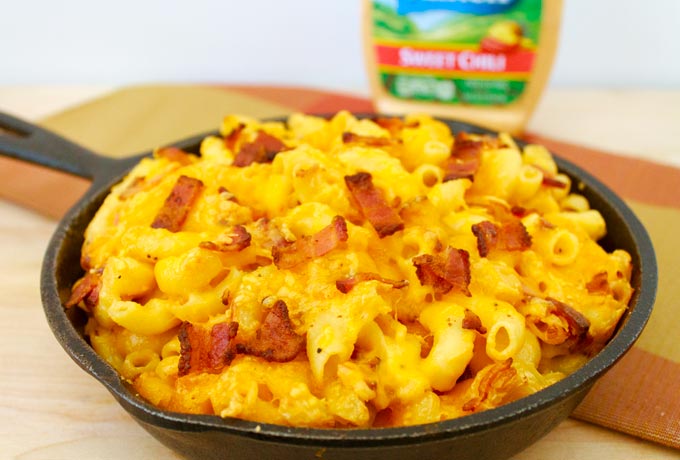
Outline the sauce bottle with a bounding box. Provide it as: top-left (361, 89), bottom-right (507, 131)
top-left (363, 0), bottom-right (562, 134)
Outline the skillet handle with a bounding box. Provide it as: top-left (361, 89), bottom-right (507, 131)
top-left (0, 111), bottom-right (119, 181)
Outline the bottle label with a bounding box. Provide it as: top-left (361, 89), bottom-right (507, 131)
top-left (370, 0), bottom-right (542, 106)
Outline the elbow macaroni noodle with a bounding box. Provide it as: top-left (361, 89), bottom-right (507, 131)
top-left (71, 111), bottom-right (633, 428)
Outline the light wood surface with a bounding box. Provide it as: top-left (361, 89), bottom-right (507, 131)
top-left (1, 87), bottom-right (679, 460)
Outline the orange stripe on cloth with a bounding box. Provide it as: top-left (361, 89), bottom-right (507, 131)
top-left (523, 133), bottom-right (680, 209)
top-left (572, 347), bottom-right (680, 448)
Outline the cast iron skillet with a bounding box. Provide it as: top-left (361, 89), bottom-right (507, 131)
top-left (0, 111), bottom-right (657, 460)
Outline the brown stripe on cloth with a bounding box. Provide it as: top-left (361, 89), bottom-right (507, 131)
top-left (224, 85), bottom-right (375, 115)
top-left (573, 348), bottom-right (680, 448)
top-left (0, 156), bottom-right (90, 219)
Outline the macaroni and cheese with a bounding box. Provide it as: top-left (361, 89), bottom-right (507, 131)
top-left (67, 112), bottom-right (633, 428)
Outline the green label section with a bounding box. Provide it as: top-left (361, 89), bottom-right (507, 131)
top-left (381, 73), bottom-right (527, 106)
top-left (373, 0), bottom-right (542, 45)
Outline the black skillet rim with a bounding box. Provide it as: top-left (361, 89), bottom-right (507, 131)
top-left (40, 120), bottom-right (657, 448)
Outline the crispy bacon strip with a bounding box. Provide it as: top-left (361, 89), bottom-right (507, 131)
top-left (471, 220), bottom-right (531, 257)
top-left (199, 225), bottom-right (252, 252)
top-left (463, 359), bottom-right (518, 412)
top-left (501, 221), bottom-right (532, 251)
top-left (586, 271), bottom-right (610, 294)
top-left (151, 175), bottom-right (204, 232)
top-left (66, 270), bottom-right (102, 308)
top-left (525, 314), bottom-right (569, 345)
top-left (442, 132), bottom-right (487, 182)
top-left (413, 246), bottom-right (471, 296)
top-left (335, 272), bottom-right (409, 293)
top-left (510, 206), bottom-right (529, 218)
top-left (372, 117), bottom-right (404, 137)
top-left (542, 176), bottom-right (568, 189)
top-left (471, 221), bottom-right (498, 257)
top-left (443, 159), bottom-right (480, 182)
top-left (546, 297), bottom-right (590, 339)
top-left (344, 172), bottom-right (404, 238)
top-left (178, 321), bottom-right (239, 376)
top-left (233, 131), bottom-right (287, 167)
top-left (529, 165), bottom-right (568, 189)
top-left (236, 300), bottom-right (305, 362)
top-left (526, 297), bottom-right (591, 346)
top-left (178, 301), bottom-right (303, 374)
top-left (462, 309), bottom-right (487, 334)
top-left (342, 132), bottom-right (397, 147)
top-left (453, 132), bottom-right (485, 159)
top-left (224, 123), bottom-right (245, 151)
top-left (210, 322), bottom-right (239, 366)
top-left (272, 216), bottom-right (348, 269)
top-left (155, 147), bottom-right (196, 165)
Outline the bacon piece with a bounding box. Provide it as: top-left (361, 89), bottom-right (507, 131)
top-left (371, 116), bottom-right (419, 132)
top-left (471, 220), bottom-right (531, 257)
top-left (344, 172), bottom-right (404, 238)
top-left (471, 221), bottom-right (498, 257)
top-left (462, 309), bottom-right (487, 334)
top-left (526, 297), bottom-right (591, 346)
top-left (151, 175), bottom-right (204, 232)
top-left (241, 255), bottom-right (273, 271)
top-left (542, 176), bottom-right (568, 189)
top-left (546, 297), bottom-right (590, 339)
top-left (510, 206), bottom-right (529, 218)
top-left (463, 359), bottom-right (518, 412)
top-left (525, 314), bottom-right (569, 345)
top-left (413, 246), bottom-right (471, 296)
top-left (155, 147), bottom-right (196, 165)
top-left (442, 132), bottom-right (487, 182)
top-left (199, 225), bottom-right (252, 252)
top-left (453, 132), bottom-right (485, 159)
top-left (443, 159), bottom-right (480, 181)
top-left (224, 123), bottom-right (245, 151)
top-left (529, 164), bottom-right (568, 189)
top-left (236, 300), bottom-right (305, 362)
top-left (501, 221), bottom-right (532, 251)
top-left (336, 272), bottom-right (409, 293)
top-left (371, 116), bottom-right (405, 137)
top-left (178, 321), bottom-right (239, 376)
top-left (586, 271), bottom-right (610, 294)
top-left (210, 322), bottom-right (239, 365)
top-left (232, 131), bottom-right (287, 167)
top-left (66, 270), bottom-right (102, 308)
top-left (342, 132), bottom-right (397, 147)
top-left (272, 216), bottom-right (348, 269)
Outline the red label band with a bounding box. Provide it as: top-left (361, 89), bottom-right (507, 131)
top-left (375, 44), bottom-right (535, 74)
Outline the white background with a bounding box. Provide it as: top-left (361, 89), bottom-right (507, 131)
top-left (1, 0), bottom-right (679, 90)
